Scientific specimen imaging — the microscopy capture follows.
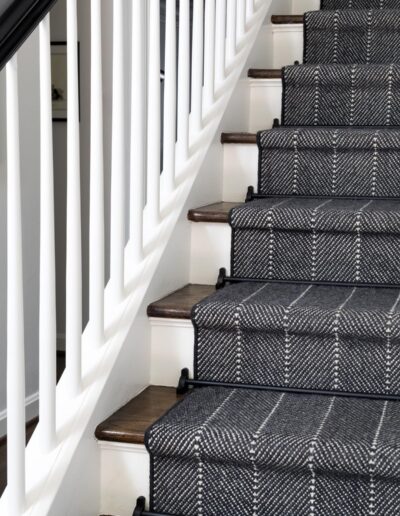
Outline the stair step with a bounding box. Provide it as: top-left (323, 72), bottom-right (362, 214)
top-left (305, 10), bottom-right (400, 65)
top-left (231, 197), bottom-right (400, 285)
top-left (147, 284), bottom-right (215, 320)
top-left (188, 202), bottom-right (242, 224)
top-left (271, 14), bottom-right (304, 24)
top-left (221, 132), bottom-right (257, 144)
top-left (147, 387), bottom-right (400, 515)
top-left (283, 64), bottom-right (400, 127)
top-left (258, 127), bottom-right (400, 198)
top-left (248, 68), bottom-right (282, 79)
top-left (95, 386), bottom-right (181, 445)
top-left (193, 280), bottom-right (400, 394)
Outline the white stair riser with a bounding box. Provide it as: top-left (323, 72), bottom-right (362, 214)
top-left (272, 25), bottom-right (304, 68)
top-left (291, 0), bottom-right (321, 14)
top-left (251, 23), bottom-right (303, 71)
top-left (223, 143), bottom-right (258, 202)
top-left (150, 319), bottom-right (194, 386)
top-left (99, 442), bottom-right (149, 516)
top-left (189, 223), bottom-right (231, 284)
top-left (247, 79), bottom-right (282, 132)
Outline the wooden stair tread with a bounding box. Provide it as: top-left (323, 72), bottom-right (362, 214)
top-left (147, 284), bottom-right (215, 319)
top-left (221, 132), bottom-right (257, 144)
top-left (271, 14), bottom-right (304, 24)
top-left (248, 68), bottom-right (282, 79)
top-left (95, 386), bottom-right (182, 445)
top-left (188, 201), bottom-right (243, 223)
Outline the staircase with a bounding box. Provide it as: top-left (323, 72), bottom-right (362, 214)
top-left (97, 2), bottom-right (400, 515)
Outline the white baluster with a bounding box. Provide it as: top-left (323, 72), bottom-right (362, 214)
top-left (147, 0), bottom-right (161, 226)
top-left (204, 0), bottom-right (216, 109)
top-left (66, 0), bottom-right (82, 395)
top-left (6, 54), bottom-right (25, 516)
top-left (215, 0), bottom-right (227, 88)
top-left (110, 0), bottom-right (125, 302)
top-left (177, 0), bottom-right (190, 163)
top-left (130, 0), bottom-right (145, 262)
top-left (237, 0), bottom-right (246, 39)
top-left (39, 15), bottom-right (57, 452)
top-left (191, 0), bottom-right (204, 134)
top-left (246, 0), bottom-right (254, 19)
top-left (163, 0), bottom-right (176, 193)
top-left (6, 54), bottom-right (26, 516)
top-left (226, 0), bottom-right (237, 65)
top-left (90, 0), bottom-right (104, 344)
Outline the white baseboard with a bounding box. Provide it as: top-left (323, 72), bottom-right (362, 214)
top-left (0, 391), bottom-right (39, 439)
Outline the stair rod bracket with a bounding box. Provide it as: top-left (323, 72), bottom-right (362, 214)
top-left (177, 369), bottom-right (400, 402)
top-left (133, 496), bottom-right (171, 516)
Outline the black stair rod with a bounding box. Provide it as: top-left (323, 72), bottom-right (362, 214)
top-left (177, 368), bottom-right (400, 402)
top-left (216, 267), bottom-right (400, 291)
top-left (246, 185), bottom-right (400, 203)
top-left (133, 496), bottom-right (173, 516)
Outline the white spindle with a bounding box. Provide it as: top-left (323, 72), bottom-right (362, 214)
top-left (237, 0), bottom-right (246, 39)
top-left (215, 0), bottom-right (227, 88)
top-left (204, 0), bottom-right (216, 109)
top-left (163, 0), bottom-right (177, 193)
top-left (66, 0), bottom-right (82, 395)
top-left (246, 0), bottom-right (254, 19)
top-left (6, 54), bottom-right (26, 516)
top-left (130, 0), bottom-right (145, 262)
top-left (39, 15), bottom-right (57, 452)
top-left (110, 0), bottom-right (125, 302)
top-left (226, 0), bottom-right (237, 65)
top-left (147, 0), bottom-right (161, 225)
top-left (191, 0), bottom-right (204, 134)
top-left (177, 0), bottom-right (190, 162)
top-left (90, 0), bottom-right (104, 344)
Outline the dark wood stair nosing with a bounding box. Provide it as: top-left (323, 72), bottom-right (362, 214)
top-left (147, 284), bottom-right (216, 320)
top-left (95, 386), bottom-right (183, 445)
top-left (187, 201), bottom-right (243, 224)
top-left (248, 68), bottom-right (282, 80)
top-left (271, 14), bottom-right (304, 24)
top-left (220, 132), bottom-right (257, 144)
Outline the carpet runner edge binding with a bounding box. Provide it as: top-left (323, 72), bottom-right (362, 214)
top-left (144, 1), bottom-right (400, 514)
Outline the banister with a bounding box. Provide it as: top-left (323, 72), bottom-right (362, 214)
top-left (0, 0), bottom-right (58, 70)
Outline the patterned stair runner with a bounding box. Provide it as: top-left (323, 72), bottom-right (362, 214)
top-left (145, 1), bottom-right (400, 514)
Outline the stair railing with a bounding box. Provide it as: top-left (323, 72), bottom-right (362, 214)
top-left (0, 0), bottom-right (271, 513)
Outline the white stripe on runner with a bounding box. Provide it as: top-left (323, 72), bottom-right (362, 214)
top-left (355, 200), bottom-right (373, 282)
top-left (311, 200), bottom-right (332, 281)
top-left (194, 389), bottom-right (237, 516)
top-left (385, 292), bottom-right (400, 393)
top-left (235, 283), bottom-right (269, 382)
top-left (283, 285), bottom-right (313, 385)
top-left (333, 287), bottom-right (357, 390)
top-left (368, 402), bottom-right (388, 516)
top-left (251, 393), bottom-right (285, 516)
top-left (308, 397), bottom-right (336, 516)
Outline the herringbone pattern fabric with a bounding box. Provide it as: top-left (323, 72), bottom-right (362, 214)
top-left (322, 0), bottom-right (400, 8)
top-left (231, 198), bottom-right (400, 285)
top-left (147, 388), bottom-right (400, 515)
top-left (193, 282), bottom-right (400, 394)
top-left (305, 10), bottom-right (400, 64)
top-left (258, 127), bottom-right (400, 197)
top-left (146, 0), bottom-right (400, 514)
top-left (283, 64), bottom-right (400, 126)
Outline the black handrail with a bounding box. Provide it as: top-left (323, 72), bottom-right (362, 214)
top-left (0, 0), bottom-right (59, 71)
